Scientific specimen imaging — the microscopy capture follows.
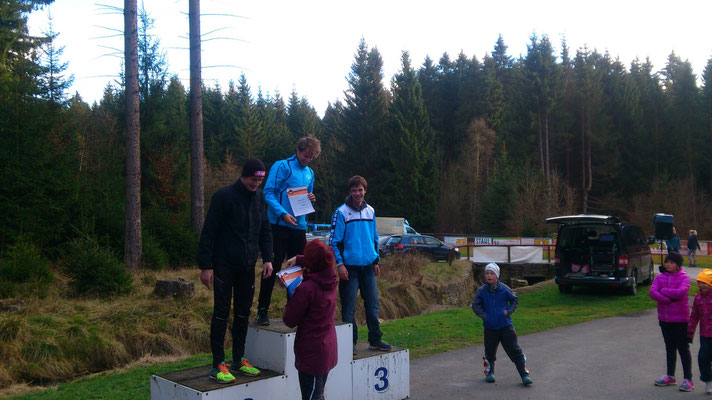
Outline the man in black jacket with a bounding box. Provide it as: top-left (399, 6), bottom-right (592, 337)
top-left (197, 158), bottom-right (274, 383)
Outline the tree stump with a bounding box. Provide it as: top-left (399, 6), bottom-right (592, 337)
top-left (154, 278), bottom-right (195, 299)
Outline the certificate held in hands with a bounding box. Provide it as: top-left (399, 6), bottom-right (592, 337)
top-left (286, 186), bottom-right (315, 217)
top-left (277, 266), bottom-right (303, 299)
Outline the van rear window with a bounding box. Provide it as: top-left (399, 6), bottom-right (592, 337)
top-left (599, 233), bottom-right (615, 242)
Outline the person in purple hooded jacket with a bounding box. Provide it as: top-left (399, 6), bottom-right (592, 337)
top-left (650, 251), bottom-right (693, 392)
top-left (283, 239), bottom-right (338, 400)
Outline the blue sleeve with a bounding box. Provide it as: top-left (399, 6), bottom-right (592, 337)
top-left (264, 161), bottom-right (288, 220)
top-left (307, 167), bottom-right (314, 194)
top-left (506, 286), bottom-right (519, 314)
top-left (471, 286), bottom-right (486, 320)
top-left (372, 211), bottom-right (380, 264)
top-left (330, 209), bottom-right (346, 266)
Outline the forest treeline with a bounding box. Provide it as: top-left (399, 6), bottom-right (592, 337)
top-left (3, 1), bottom-right (712, 284)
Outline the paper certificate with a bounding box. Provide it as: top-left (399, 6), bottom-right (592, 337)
top-left (287, 186), bottom-right (315, 217)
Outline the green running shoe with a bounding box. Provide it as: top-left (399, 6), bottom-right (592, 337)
top-left (230, 357), bottom-right (261, 377)
top-left (209, 362), bottom-right (236, 384)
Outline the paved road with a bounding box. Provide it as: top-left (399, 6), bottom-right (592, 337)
top-left (410, 266), bottom-right (707, 399)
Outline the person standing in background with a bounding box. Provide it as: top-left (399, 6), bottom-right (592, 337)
top-left (667, 227), bottom-right (681, 254)
top-left (688, 230), bottom-right (701, 267)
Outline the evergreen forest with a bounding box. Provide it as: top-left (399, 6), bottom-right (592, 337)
top-left (3, 1), bottom-right (712, 283)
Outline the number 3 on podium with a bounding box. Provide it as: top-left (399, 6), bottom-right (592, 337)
top-left (374, 366), bottom-right (389, 392)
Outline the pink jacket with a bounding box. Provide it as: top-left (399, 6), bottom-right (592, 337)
top-left (688, 290), bottom-right (712, 338)
top-left (649, 267), bottom-right (690, 323)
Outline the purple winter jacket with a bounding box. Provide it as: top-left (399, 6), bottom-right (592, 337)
top-left (650, 267), bottom-right (690, 323)
top-left (282, 255), bottom-right (338, 376)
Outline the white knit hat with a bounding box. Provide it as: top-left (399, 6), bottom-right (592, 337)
top-left (485, 262), bottom-right (500, 278)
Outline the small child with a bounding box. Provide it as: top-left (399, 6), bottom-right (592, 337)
top-left (650, 252), bottom-right (693, 391)
top-left (282, 240), bottom-right (338, 400)
top-left (688, 269), bottom-right (712, 394)
top-left (471, 262), bottom-right (532, 385)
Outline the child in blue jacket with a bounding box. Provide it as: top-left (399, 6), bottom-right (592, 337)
top-left (472, 263), bottom-right (532, 385)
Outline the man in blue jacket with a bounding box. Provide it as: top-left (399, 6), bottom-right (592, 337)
top-left (330, 175), bottom-right (391, 353)
top-left (256, 137), bottom-right (320, 325)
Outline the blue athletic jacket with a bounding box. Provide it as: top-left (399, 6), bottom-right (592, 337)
top-left (471, 281), bottom-right (519, 330)
top-left (329, 196), bottom-right (379, 267)
top-left (263, 154), bottom-right (315, 230)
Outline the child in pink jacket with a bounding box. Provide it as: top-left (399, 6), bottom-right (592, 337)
top-left (650, 252), bottom-right (692, 391)
top-left (688, 269), bottom-right (712, 394)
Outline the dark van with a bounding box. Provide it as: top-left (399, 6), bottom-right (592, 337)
top-left (546, 215), bottom-right (655, 295)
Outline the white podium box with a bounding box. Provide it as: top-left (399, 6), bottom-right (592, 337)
top-left (245, 319), bottom-right (353, 400)
top-left (151, 320), bottom-right (409, 400)
top-left (150, 365), bottom-right (286, 400)
top-left (352, 343), bottom-right (410, 400)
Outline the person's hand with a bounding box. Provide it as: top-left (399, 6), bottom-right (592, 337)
top-left (374, 264), bottom-right (380, 277)
top-left (338, 264), bottom-right (348, 280)
top-left (504, 310), bottom-right (508, 316)
top-left (283, 214), bottom-right (298, 226)
top-left (308, 193), bottom-right (316, 203)
top-left (285, 256), bottom-right (297, 268)
top-left (200, 269), bottom-right (213, 289)
top-left (262, 262), bottom-right (273, 278)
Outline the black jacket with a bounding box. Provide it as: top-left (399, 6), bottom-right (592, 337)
top-left (688, 234), bottom-right (701, 251)
top-left (197, 179), bottom-right (273, 270)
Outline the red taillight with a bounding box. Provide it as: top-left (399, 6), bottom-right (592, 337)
top-left (618, 255), bottom-right (629, 269)
top-left (394, 244), bottom-right (404, 249)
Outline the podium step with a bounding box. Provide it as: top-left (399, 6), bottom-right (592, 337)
top-left (155, 364), bottom-right (282, 392)
top-left (151, 321), bottom-right (409, 399)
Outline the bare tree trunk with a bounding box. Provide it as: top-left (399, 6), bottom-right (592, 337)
top-left (124, 0), bottom-right (142, 270)
top-left (189, 0), bottom-right (205, 234)
top-left (537, 112), bottom-right (544, 176)
top-left (581, 107), bottom-right (587, 213)
top-left (544, 112), bottom-right (550, 186)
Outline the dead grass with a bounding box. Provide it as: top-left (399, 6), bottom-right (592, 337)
top-left (0, 258), bottom-right (477, 394)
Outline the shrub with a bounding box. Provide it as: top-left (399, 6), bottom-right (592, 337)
top-left (64, 235), bottom-right (133, 298)
top-left (142, 233), bottom-right (169, 270)
top-left (0, 239), bottom-right (54, 298)
top-left (144, 208), bottom-right (197, 267)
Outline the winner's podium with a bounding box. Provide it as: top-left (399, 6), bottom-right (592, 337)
top-left (151, 320), bottom-right (409, 399)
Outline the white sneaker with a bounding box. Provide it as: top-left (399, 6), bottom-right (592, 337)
top-left (706, 381), bottom-right (712, 394)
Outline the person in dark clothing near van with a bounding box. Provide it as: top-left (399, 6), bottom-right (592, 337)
top-left (283, 240), bottom-right (339, 400)
top-left (667, 227), bottom-right (681, 254)
top-left (197, 158), bottom-right (274, 383)
top-left (688, 230), bottom-right (702, 267)
top-left (472, 263), bottom-right (532, 385)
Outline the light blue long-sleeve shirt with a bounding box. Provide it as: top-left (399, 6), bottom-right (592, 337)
top-left (263, 154), bottom-right (315, 230)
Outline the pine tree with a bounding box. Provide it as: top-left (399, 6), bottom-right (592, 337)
top-left (382, 52), bottom-right (437, 230)
top-left (233, 74), bottom-right (265, 162)
top-left (341, 39), bottom-right (389, 183)
top-left (524, 34), bottom-right (561, 185)
top-left (37, 12), bottom-right (73, 107)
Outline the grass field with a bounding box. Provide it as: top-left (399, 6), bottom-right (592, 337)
top-left (7, 281), bottom-right (659, 400)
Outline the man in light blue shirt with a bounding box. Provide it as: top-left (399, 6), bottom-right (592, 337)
top-left (256, 137), bottom-right (320, 325)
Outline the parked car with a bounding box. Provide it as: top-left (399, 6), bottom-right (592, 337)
top-left (546, 214), bottom-right (655, 295)
top-left (381, 234), bottom-right (460, 262)
top-left (306, 230), bottom-right (331, 244)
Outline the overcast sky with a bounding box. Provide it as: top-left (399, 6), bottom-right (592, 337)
top-left (28, 0), bottom-right (712, 115)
